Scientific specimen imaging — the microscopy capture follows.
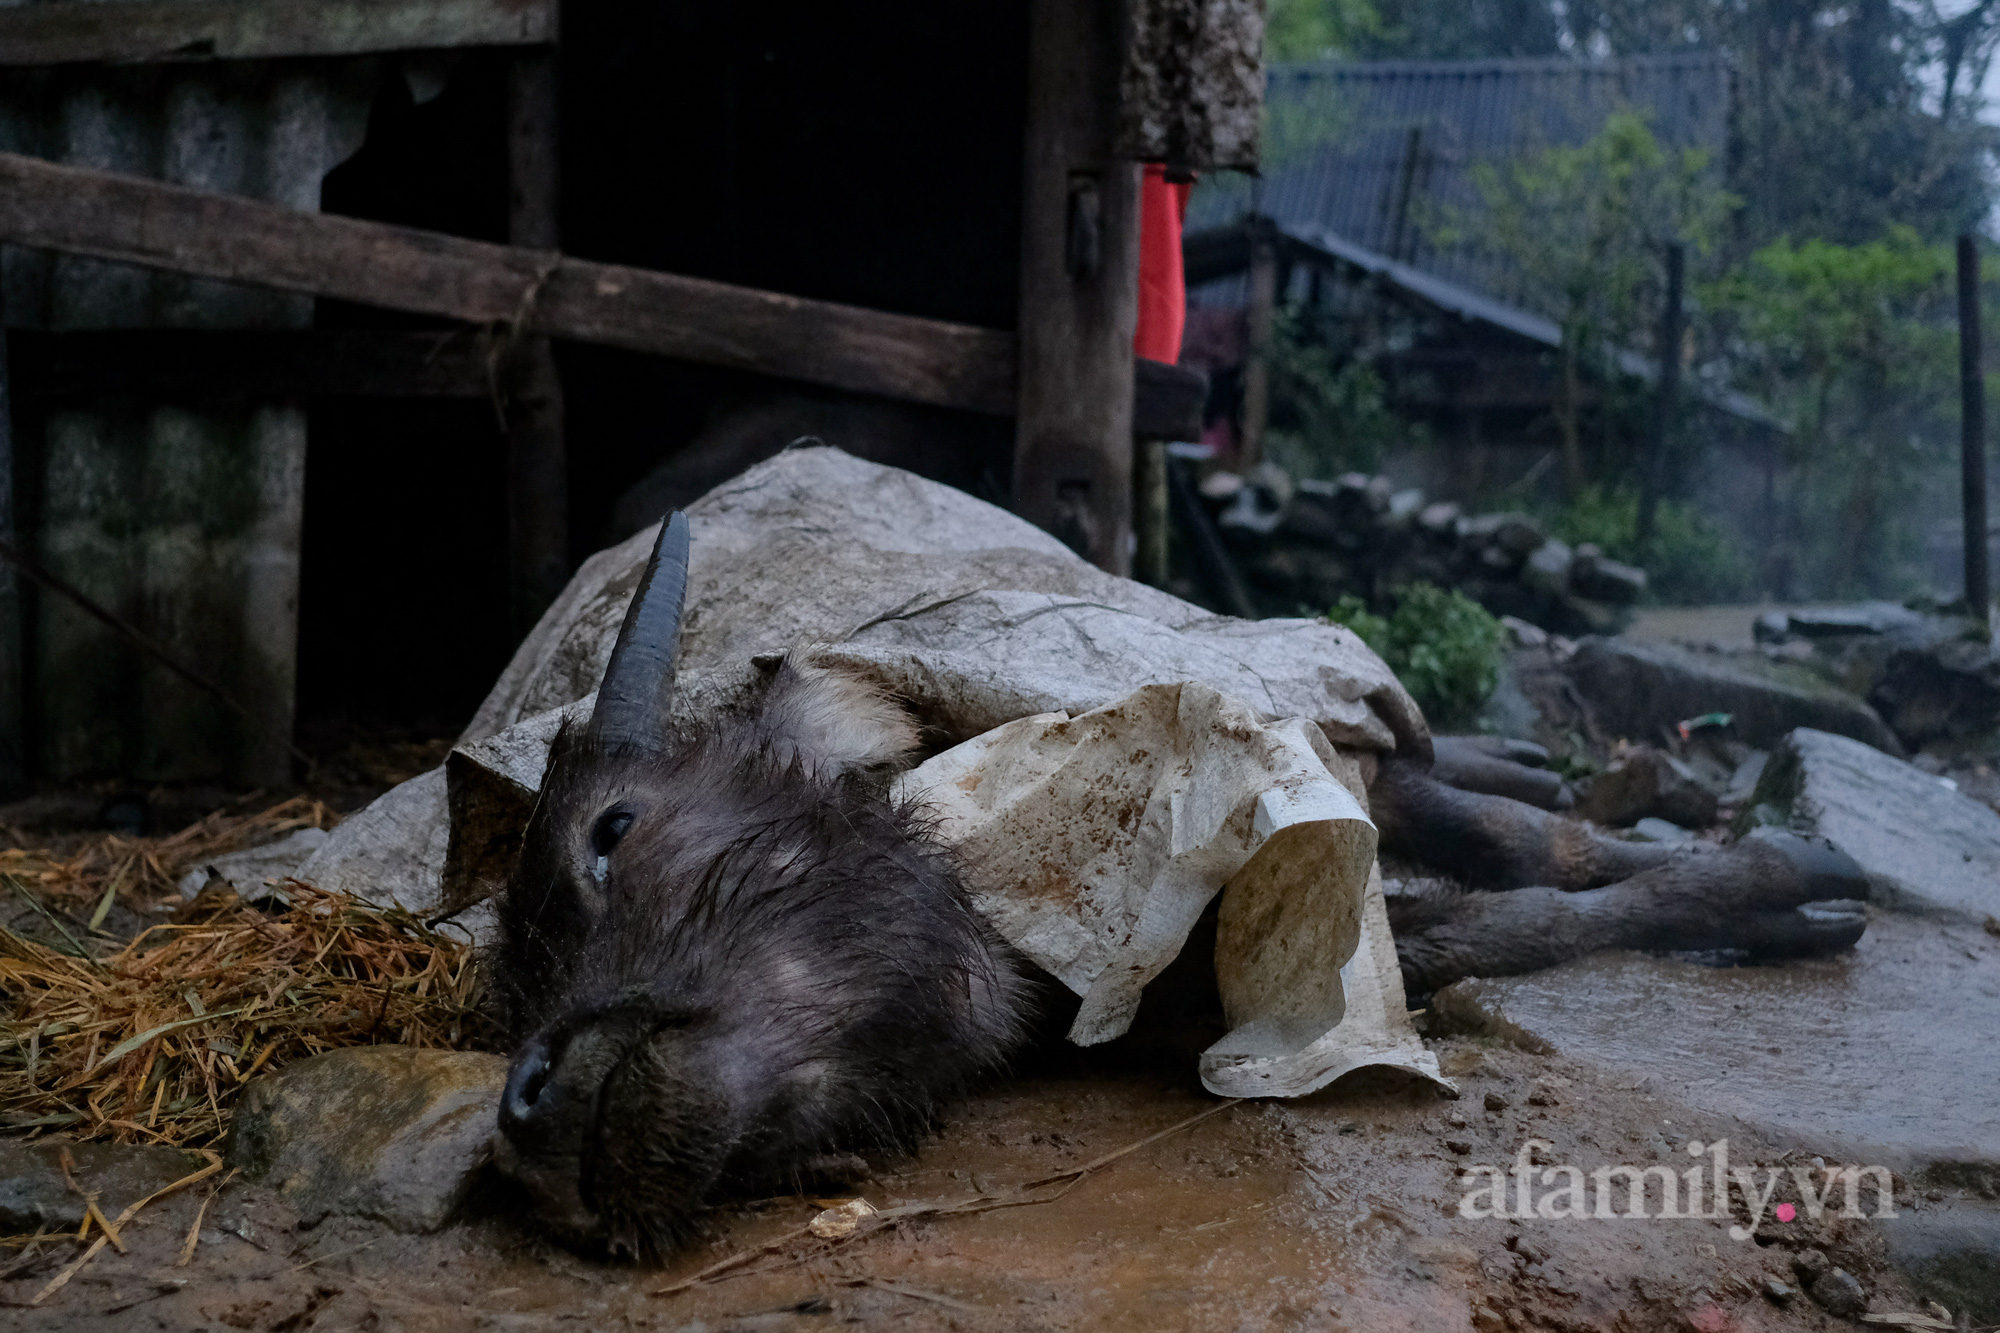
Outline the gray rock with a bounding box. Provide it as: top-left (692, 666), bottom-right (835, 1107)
top-left (1456, 512), bottom-right (1507, 544)
top-left (1787, 602), bottom-right (1927, 638)
top-left (1808, 1267), bottom-right (1868, 1317)
top-left (1492, 514), bottom-right (1547, 560)
top-left (1722, 750), bottom-right (1769, 805)
top-left (1750, 727), bottom-right (2000, 923)
top-left (1754, 610), bottom-right (1792, 644)
top-left (1281, 485), bottom-right (1344, 546)
top-left (1565, 637), bottom-right (1902, 754)
top-left (227, 1046), bottom-right (508, 1233)
top-left (1568, 551), bottom-right (1648, 603)
top-left (0, 1141), bottom-right (216, 1232)
top-left (1761, 1277), bottom-right (1796, 1305)
top-left (1418, 501), bottom-right (1461, 535)
top-left (1572, 746), bottom-right (1718, 829)
top-left (1869, 632), bottom-right (2000, 750)
top-left (1521, 540), bottom-right (1574, 599)
top-left (1792, 1248), bottom-right (1831, 1285)
top-left (177, 826), bottom-right (330, 899)
top-left (1386, 488), bottom-right (1426, 525)
top-left (1630, 817), bottom-right (1696, 844)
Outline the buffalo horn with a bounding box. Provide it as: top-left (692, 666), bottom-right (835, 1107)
top-left (589, 511), bottom-right (691, 751)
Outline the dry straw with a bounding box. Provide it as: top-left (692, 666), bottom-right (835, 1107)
top-left (0, 800), bottom-right (490, 1148)
top-left (0, 794), bottom-right (339, 919)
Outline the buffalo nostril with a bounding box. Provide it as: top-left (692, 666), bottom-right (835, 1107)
top-left (501, 1041), bottom-right (552, 1132)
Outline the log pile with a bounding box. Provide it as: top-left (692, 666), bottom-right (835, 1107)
top-left (1197, 465), bottom-right (1648, 633)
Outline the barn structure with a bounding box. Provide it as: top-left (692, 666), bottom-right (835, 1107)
top-left (1177, 54), bottom-right (1785, 497)
top-left (0, 0), bottom-right (1252, 797)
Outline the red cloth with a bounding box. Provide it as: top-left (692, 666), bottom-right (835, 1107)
top-left (1134, 163), bottom-right (1192, 364)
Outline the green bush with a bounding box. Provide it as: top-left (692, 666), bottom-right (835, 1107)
top-left (1546, 485), bottom-right (1756, 605)
top-left (1329, 583), bottom-right (1504, 727)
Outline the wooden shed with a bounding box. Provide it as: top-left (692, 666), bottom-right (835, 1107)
top-left (0, 0), bottom-right (1261, 796)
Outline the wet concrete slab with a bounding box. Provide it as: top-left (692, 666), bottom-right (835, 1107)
top-left (1432, 912), bottom-right (2000, 1173)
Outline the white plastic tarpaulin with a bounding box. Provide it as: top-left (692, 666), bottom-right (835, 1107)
top-left (299, 446), bottom-right (1446, 1098)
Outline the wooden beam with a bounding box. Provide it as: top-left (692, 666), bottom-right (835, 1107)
top-left (8, 330), bottom-right (1206, 440)
top-left (504, 47), bottom-right (568, 632)
top-left (0, 0), bottom-right (553, 66)
top-left (1015, 0), bottom-right (1140, 575)
top-left (0, 151), bottom-right (1019, 416)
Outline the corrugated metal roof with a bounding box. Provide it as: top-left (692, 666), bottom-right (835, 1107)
top-left (1186, 53), bottom-right (1731, 314)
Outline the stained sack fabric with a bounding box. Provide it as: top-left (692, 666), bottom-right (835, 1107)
top-left (895, 681), bottom-right (1442, 1098)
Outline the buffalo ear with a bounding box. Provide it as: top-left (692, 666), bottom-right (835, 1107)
top-left (589, 511), bottom-right (691, 753)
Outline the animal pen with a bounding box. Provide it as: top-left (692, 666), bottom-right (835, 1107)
top-left (0, 0), bottom-right (1242, 797)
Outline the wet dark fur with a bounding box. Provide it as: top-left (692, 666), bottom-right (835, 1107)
top-left (491, 665), bottom-right (1027, 1258)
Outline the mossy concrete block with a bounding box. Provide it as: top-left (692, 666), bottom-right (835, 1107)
top-left (227, 1045), bottom-right (507, 1233)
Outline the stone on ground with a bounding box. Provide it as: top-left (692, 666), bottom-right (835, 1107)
top-left (227, 1046), bottom-right (507, 1233)
top-left (1571, 745), bottom-right (1718, 829)
top-left (1565, 636), bottom-right (1902, 753)
top-left (1751, 727), bottom-right (2000, 922)
top-left (0, 1140), bottom-right (217, 1231)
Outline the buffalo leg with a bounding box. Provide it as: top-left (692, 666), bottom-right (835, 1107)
top-left (1370, 757), bottom-right (1671, 890)
top-left (1389, 828), bottom-right (1869, 994)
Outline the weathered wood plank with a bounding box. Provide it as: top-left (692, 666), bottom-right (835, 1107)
top-left (1014, 0), bottom-right (1140, 575)
top-left (0, 151), bottom-right (1020, 416)
top-left (8, 330), bottom-right (1205, 440)
top-left (0, 0), bottom-right (553, 66)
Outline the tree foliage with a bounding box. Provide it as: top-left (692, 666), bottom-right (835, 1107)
top-left (1460, 112), bottom-right (1736, 492)
top-left (1706, 229), bottom-right (1957, 595)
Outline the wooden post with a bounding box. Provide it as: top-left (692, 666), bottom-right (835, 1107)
top-left (1638, 240), bottom-right (1685, 547)
top-left (1237, 217), bottom-right (1277, 470)
top-left (1015, 0), bottom-right (1140, 575)
top-left (1133, 438), bottom-right (1168, 586)
top-left (506, 45), bottom-right (568, 633)
top-left (1959, 233), bottom-right (1991, 621)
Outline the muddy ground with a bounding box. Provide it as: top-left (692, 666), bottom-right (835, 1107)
top-left (1, 1034), bottom-right (1954, 1333)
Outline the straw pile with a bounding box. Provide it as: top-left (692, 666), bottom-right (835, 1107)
top-left (0, 795), bottom-right (339, 919)
top-left (0, 878), bottom-right (491, 1147)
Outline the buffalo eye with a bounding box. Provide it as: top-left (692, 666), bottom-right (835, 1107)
top-left (590, 810), bottom-right (636, 883)
top-left (591, 809), bottom-right (635, 858)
